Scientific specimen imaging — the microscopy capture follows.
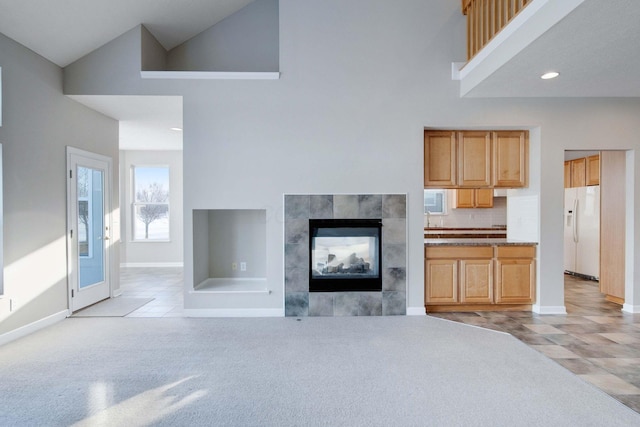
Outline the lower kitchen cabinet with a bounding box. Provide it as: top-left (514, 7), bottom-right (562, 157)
top-left (460, 259), bottom-right (493, 303)
top-left (425, 244), bottom-right (536, 312)
top-left (495, 246), bottom-right (536, 304)
top-left (425, 259), bottom-right (458, 303)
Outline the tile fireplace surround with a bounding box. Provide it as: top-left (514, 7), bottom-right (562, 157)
top-left (284, 194), bottom-right (407, 316)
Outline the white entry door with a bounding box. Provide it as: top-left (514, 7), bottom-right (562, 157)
top-left (67, 147), bottom-right (113, 312)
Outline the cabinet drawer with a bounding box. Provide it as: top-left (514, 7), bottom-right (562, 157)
top-left (426, 246), bottom-right (493, 259)
top-left (495, 245), bottom-right (535, 259)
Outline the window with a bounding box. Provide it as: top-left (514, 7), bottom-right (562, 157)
top-left (132, 166), bottom-right (170, 241)
top-left (424, 189), bottom-right (447, 215)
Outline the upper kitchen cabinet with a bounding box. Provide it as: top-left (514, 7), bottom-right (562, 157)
top-left (424, 130), bottom-right (529, 189)
top-left (424, 131), bottom-right (456, 187)
top-left (493, 131), bottom-right (528, 188)
top-left (565, 154), bottom-right (599, 188)
top-left (458, 131), bottom-right (491, 187)
top-left (571, 157), bottom-right (586, 187)
top-left (586, 154), bottom-right (600, 186)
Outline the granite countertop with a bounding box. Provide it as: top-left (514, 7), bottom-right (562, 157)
top-left (424, 238), bottom-right (537, 246)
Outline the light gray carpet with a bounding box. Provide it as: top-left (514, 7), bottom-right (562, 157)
top-left (0, 316), bottom-right (638, 426)
top-left (71, 297), bottom-right (153, 317)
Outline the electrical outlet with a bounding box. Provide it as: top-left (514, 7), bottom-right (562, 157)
top-left (240, 262), bottom-right (247, 271)
top-left (232, 262), bottom-right (237, 271)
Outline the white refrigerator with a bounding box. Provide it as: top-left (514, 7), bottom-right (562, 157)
top-left (563, 186), bottom-right (600, 279)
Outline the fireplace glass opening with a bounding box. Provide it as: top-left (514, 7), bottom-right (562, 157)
top-left (309, 219), bottom-right (382, 292)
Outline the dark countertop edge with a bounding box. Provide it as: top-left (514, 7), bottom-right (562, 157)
top-left (424, 233), bottom-right (507, 239)
top-left (424, 227), bottom-right (507, 231)
top-left (424, 239), bottom-right (538, 246)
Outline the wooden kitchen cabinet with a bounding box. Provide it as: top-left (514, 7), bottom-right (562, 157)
top-left (570, 157), bottom-right (586, 187)
top-left (460, 259), bottom-right (493, 304)
top-left (425, 259), bottom-right (458, 303)
top-left (425, 244), bottom-right (536, 312)
top-left (493, 131), bottom-right (528, 188)
top-left (424, 131), bottom-right (456, 187)
top-left (565, 154), bottom-right (600, 188)
top-left (458, 131), bottom-right (491, 187)
top-left (586, 154), bottom-right (600, 186)
top-left (425, 246), bottom-right (493, 306)
top-left (494, 246), bottom-right (536, 304)
top-left (424, 130), bottom-right (528, 189)
top-left (454, 188), bottom-right (494, 208)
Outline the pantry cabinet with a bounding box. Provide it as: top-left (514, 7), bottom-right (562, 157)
top-left (424, 130), bottom-right (528, 189)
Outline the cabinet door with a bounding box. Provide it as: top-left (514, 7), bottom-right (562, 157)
top-left (460, 259), bottom-right (493, 303)
top-left (458, 131), bottom-right (491, 187)
top-left (586, 155), bottom-right (600, 186)
top-left (454, 189), bottom-right (475, 208)
top-left (493, 131), bottom-right (528, 187)
top-left (495, 258), bottom-right (535, 304)
top-left (564, 161), bottom-right (571, 188)
top-left (475, 188), bottom-right (494, 208)
top-left (571, 158), bottom-right (586, 187)
top-left (424, 131), bottom-right (456, 187)
top-left (425, 259), bottom-right (458, 303)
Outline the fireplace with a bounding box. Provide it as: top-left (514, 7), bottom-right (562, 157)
top-left (309, 219), bottom-right (382, 292)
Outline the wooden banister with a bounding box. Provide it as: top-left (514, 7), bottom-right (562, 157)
top-left (462, 0), bottom-right (532, 61)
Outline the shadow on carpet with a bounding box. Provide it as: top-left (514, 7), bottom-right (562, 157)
top-left (71, 297), bottom-right (154, 317)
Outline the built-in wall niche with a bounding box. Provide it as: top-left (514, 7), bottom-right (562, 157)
top-left (192, 209), bottom-right (268, 293)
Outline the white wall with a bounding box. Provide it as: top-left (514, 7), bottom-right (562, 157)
top-left (120, 150), bottom-right (183, 266)
top-left (167, 0), bottom-right (279, 72)
top-left (62, 0), bottom-right (640, 314)
top-left (0, 32), bottom-right (119, 335)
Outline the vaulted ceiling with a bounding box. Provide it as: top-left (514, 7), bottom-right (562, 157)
top-left (1, 0), bottom-right (638, 150)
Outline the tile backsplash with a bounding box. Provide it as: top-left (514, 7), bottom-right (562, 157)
top-left (424, 192), bottom-right (506, 228)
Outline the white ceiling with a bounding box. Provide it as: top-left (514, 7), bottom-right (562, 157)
top-left (0, 0), bottom-right (253, 151)
top-left (0, 0), bottom-right (254, 67)
top-left (2, 0), bottom-right (638, 151)
top-left (68, 96), bottom-right (184, 151)
top-left (460, 0), bottom-right (640, 97)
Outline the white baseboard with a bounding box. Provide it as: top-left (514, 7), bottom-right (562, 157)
top-left (120, 262), bottom-right (183, 268)
top-left (532, 304), bottom-right (567, 315)
top-left (0, 310), bottom-right (68, 347)
top-left (183, 308), bottom-right (284, 318)
top-left (622, 304), bottom-right (640, 314)
top-left (406, 307), bottom-right (426, 316)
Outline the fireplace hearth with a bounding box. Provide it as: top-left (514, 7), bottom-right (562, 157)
top-left (309, 219), bottom-right (382, 292)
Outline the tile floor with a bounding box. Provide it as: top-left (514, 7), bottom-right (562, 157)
top-left (120, 267), bottom-right (183, 317)
top-left (120, 268), bottom-right (640, 413)
top-left (430, 274), bottom-right (640, 413)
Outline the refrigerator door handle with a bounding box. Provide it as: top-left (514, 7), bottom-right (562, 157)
top-left (573, 198), bottom-right (579, 243)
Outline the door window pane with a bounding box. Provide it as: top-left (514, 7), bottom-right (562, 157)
top-left (78, 166), bottom-right (105, 288)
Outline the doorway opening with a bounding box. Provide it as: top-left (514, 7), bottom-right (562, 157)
top-left (563, 150), bottom-right (626, 313)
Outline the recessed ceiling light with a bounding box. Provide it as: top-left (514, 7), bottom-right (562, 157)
top-left (541, 72), bottom-right (559, 80)
top-left (170, 127), bottom-right (183, 131)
